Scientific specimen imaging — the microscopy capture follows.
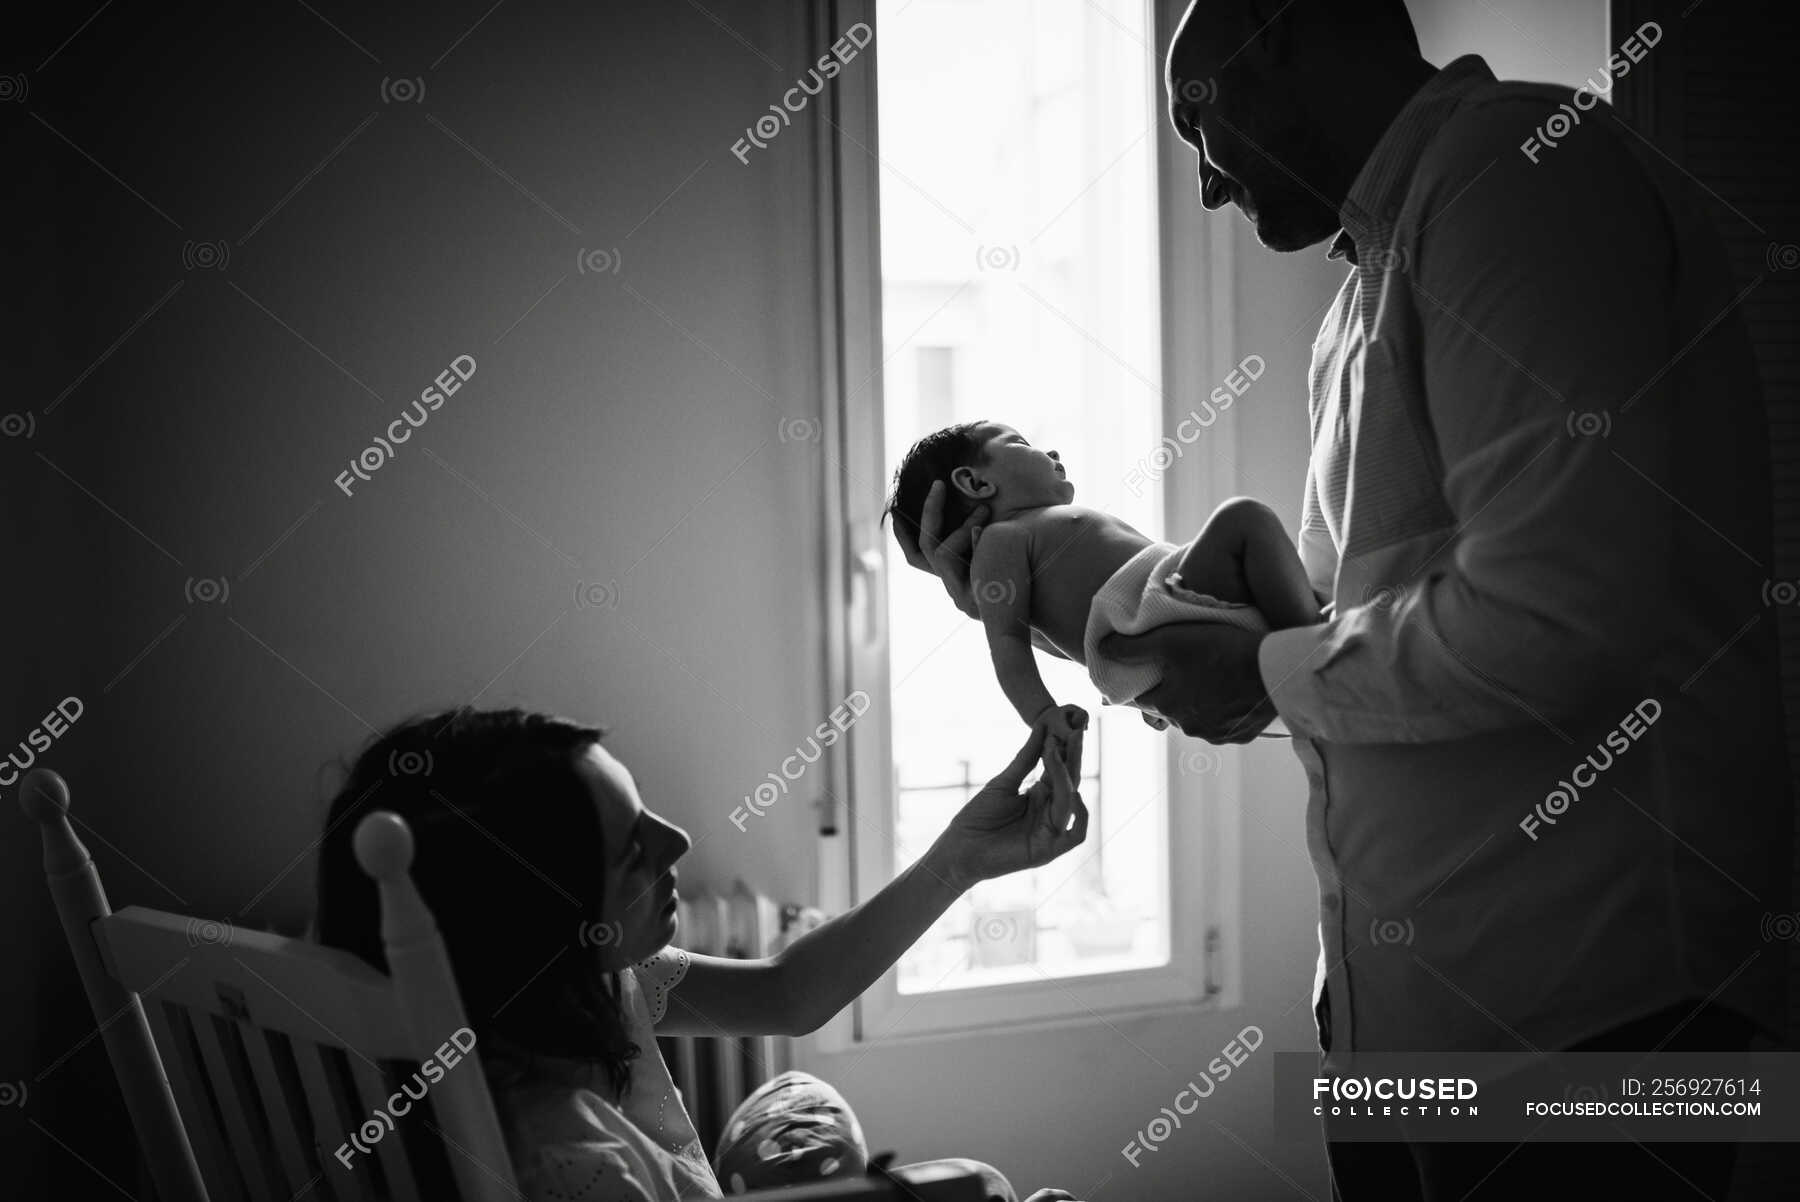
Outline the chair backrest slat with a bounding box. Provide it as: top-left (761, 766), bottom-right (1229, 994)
top-left (144, 997), bottom-right (242, 1201)
top-left (21, 771), bottom-right (210, 1202)
top-left (292, 1039), bottom-right (373, 1202)
top-left (357, 811), bottom-right (520, 1202)
top-left (188, 1007), bottom-right (286, 1202)
top-left (239, 1023), bottom-right (328, 1199)
top-left (94, 910), bottom-right (418, 1057)
top-left (348, 1056), bottom-right (424, 1202)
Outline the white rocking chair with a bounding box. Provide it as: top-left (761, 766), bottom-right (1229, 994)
top-left (23, 766), bottom-right (982, 1202)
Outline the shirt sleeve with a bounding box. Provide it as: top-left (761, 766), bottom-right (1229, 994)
top-left (631, 945), bottom-right (691, 1028)
top-left (1260, 96), bottom-right (1680, 743)
top-left (1297, 461), bottom-right (1338, 616)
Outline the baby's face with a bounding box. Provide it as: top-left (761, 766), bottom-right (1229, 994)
top-left (957, 423), bottom-right (1076, 511)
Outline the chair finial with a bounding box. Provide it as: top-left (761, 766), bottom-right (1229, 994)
top-left (19, 768), bottom-right (70, 823)
top-left (353, 811), bottom-right (415, 883)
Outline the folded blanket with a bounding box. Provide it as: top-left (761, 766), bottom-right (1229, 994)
top-left (1082, 540), bottom-right (1269, 705)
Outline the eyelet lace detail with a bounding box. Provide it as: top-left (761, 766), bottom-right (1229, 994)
top-left (634, 946), bottom-right (690, 1027)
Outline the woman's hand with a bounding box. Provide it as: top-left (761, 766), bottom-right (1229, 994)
top-left (682, 726), bottom-right (1083, 1038)
top-left (894, 479), bottom-right (988, 619)
top-left (932, 724), bottom-right (1088, 892)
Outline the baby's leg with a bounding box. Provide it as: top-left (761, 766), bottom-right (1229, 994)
top-left (1175, 497), bottom-right (1320, 630)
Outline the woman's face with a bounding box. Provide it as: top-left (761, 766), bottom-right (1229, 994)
top-left (575, 742), bottom-right (692, 970)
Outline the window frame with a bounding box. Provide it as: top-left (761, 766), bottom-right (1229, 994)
top-left (806, 0), bottom-right (1245, 1050)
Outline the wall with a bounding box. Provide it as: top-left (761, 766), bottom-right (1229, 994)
top-left (3, 2), bottom-right (829, 1191)
top-left (2, 1), bottom-right (1607, 1199)
top-left (1411, 0), bottom-right (1610, 88)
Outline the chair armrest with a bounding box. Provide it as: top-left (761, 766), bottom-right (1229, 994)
top-left (730, 1161), bottom-right (987, 1201)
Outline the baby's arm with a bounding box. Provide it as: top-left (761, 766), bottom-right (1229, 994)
top-left (971, 525), bottom-right (1084, 735)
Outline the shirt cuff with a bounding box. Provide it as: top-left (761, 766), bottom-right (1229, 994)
top-left (1258, 623), bottom-right (1332, 738)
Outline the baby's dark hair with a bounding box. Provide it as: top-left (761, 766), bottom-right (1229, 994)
top-left (883, 421), bottom-right (992, 546)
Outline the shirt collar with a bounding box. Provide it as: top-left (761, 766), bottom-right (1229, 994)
top-left (1326, 54), bottom-right (1497, 266)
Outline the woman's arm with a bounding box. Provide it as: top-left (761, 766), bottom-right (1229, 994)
top-left (653, 841), bottom-right (963, 1038)
top-left (653, 729), bottom-right (1085, 1038)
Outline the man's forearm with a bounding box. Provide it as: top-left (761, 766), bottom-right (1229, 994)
top-left (1258, 548), bottom-right (1656, 745)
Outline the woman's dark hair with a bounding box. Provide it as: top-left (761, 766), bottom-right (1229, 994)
top-left (884, 421), bottom-right (991, 544)
top-left (313, 705), bottom-right (641, 1100)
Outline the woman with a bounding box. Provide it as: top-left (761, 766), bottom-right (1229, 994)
top-left (314, 705), bottom-right (1089, 1201)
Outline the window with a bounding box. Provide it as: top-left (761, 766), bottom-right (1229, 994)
top-left (818, 0), bottom-right (1234, 1043)
top-left (877, 0), bottom-right (1170, 1000)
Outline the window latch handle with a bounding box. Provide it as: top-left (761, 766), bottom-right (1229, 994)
top-left (851, 547), bottom-right (884, 646)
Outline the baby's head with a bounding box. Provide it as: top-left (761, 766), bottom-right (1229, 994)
top-left (885, 421), bottom-right (1074, 543)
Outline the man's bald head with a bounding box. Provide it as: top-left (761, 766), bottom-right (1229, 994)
top-left (1165, 0), bottom-right (1426, 253)
top-left (1168, 0), bottom-right (1417, 81)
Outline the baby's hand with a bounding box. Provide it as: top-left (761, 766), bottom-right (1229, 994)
top-left (1032, 703), bottom-right (1089, 745)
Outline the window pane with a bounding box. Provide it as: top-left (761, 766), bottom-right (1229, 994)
top-left (875, 0), bottom-right (1169, 995)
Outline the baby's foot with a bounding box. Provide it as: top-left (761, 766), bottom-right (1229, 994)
top-left (1033, 703), bottom-right (1089, 744)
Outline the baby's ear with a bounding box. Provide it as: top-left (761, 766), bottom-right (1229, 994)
top-left (949, 466), bottom-right (994, 500)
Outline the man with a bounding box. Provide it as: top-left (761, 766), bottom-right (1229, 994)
top-left (898, 2), bottom-right (1791, 1197)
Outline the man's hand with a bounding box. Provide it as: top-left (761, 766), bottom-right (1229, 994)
top-left (894, 478), bottom-right (988, 619)
top-left (1101, 623), bottom-right (1276, 743)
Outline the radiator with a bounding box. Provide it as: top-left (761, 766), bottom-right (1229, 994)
top-left (656, 880), bottom-right (804, 1150)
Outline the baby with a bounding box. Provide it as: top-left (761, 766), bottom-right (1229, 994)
top-left (886, 421), bottom-right (1321, 740)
